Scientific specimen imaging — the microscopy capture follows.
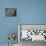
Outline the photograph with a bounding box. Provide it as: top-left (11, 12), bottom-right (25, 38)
top-left (5, 8), bottom-right (17, 17)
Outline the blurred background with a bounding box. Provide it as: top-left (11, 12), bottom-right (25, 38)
top-left (0, 0), bottom-right (46, 46)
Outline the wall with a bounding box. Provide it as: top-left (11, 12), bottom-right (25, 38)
top-left (0, 0), bottom-right (46, 44)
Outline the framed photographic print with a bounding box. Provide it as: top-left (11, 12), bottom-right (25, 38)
top-left (5, 8), bottom-right (17, 17)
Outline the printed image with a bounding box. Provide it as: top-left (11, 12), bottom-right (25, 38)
top-left (5, 8), bottom-right (17, 16)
